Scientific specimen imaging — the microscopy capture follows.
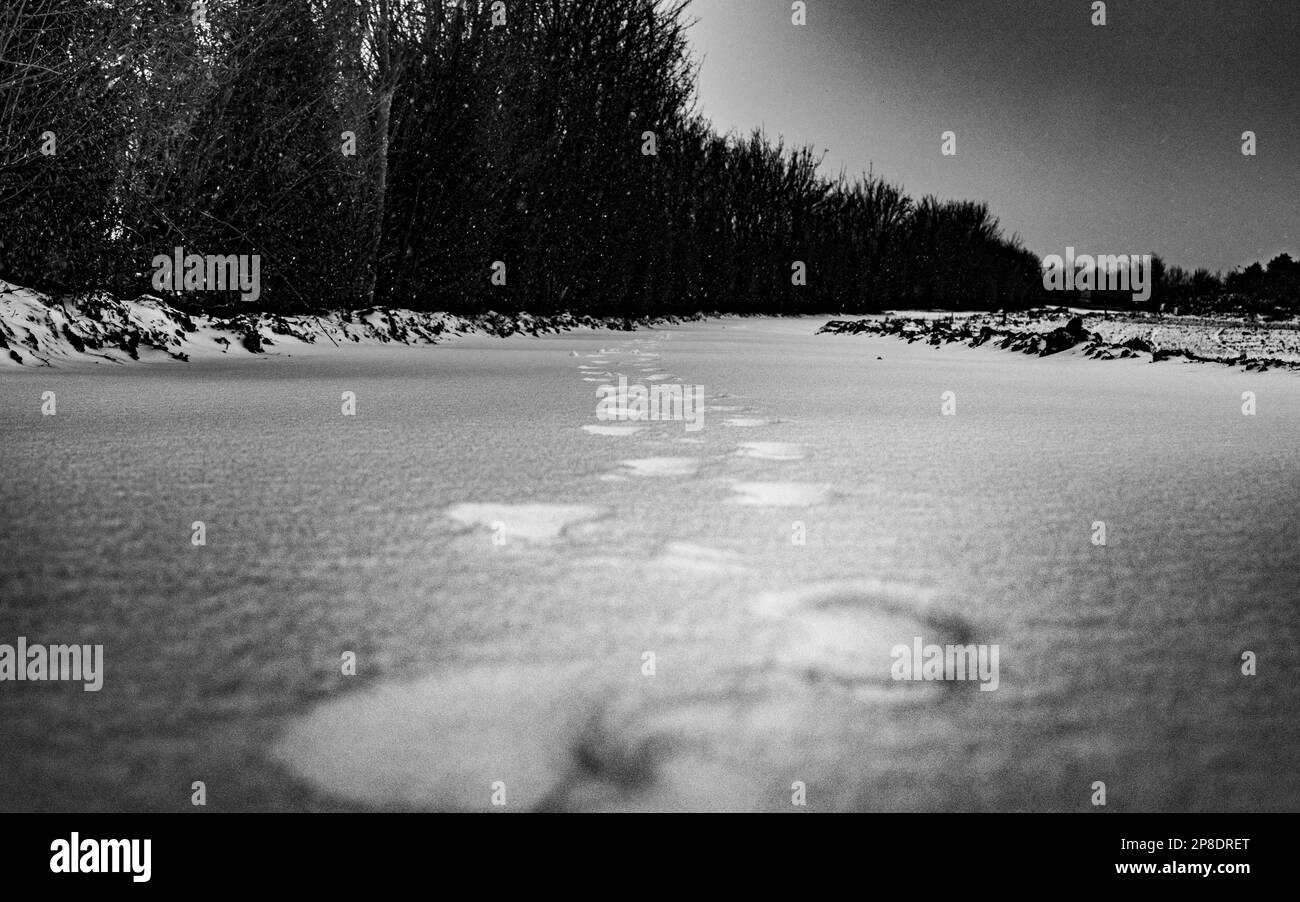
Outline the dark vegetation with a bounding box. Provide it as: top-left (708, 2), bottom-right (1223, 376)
top-left (1, 0), bottom-right (1042, 316)
top-left (3, 2), bottom-right (1288, 318)
top-left (1156, 254), bottom-right (1300, 318)
top-left (1056, 253), bottom-right (1300, 318)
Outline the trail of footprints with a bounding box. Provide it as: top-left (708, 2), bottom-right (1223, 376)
top-left (572, 336), bottom-right (825, 504)
top-left (275, 334), bottom-right (983, 811)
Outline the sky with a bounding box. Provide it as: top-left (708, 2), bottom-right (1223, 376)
top-left (683, 0), bottom-right (1299, 273)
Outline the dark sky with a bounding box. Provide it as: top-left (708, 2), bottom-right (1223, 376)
top-left (686, 0), bottom-right (1299, 272)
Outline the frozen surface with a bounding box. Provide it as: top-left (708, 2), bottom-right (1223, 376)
top-left (2, 318), bottom-right (1298, 811)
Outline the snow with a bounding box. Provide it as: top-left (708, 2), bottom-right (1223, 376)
top-left (582, 425), bottom-right (645, 436)
top-left (729, 481), bottom-right (834, 506)
top-left (446, 502), bottom-right (605, 543)
top-left (0, 280), bottom-right (695, 369)
top-left (3, 315), bottom-right (1299, 811)
top-left (617, 457), bottom-right (701, 478)
top-left (735, 441), bottom-right (806, 461)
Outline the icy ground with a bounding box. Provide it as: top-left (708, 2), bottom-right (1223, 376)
top-left (1, 319), bottom-right (1298, 811)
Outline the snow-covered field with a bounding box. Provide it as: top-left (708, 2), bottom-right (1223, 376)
top-left (2, 318), bottom-right (1298, 811)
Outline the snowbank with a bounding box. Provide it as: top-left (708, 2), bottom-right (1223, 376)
top-left (820, 309), bottom-right (1300, 372)
top-left (0, 280), bottom-right (706, 367)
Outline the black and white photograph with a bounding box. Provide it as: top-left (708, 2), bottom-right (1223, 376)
top-left (0, 0), bottom-right (1294, 882)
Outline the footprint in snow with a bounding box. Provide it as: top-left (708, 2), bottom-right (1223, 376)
top-left (270, 664), bottom-right (598, 811)
top-left (729, 482), bottom-right (832, 506)
top-left (446, 502), bottom-right (604, 543)
top-left (583, 425), bottom-right (646, 437)
top-left (735, 442), bottom-right (805, 461)
top-left (653, 542), bottom-right (747, 575)
top-left (618, 458), bottom-right (701, 478)
top-left (752, 580), bottom-right (975, 695)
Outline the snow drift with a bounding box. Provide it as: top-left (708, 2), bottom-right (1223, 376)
top-left (0, 280), bottom-right (703, 367)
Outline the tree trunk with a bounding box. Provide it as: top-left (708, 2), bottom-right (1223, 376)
top-left (363, 86), bottom-right (393, 308)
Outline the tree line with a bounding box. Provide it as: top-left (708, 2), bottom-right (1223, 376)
top-left (1055, 253), bottom-right (1300, 316)
top-left (1158, 254), bottom-right (1300, 316)
top-left (2, 0), bottom-right (1043, 316)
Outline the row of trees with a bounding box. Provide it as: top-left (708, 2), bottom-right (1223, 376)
top-left (1159, 254), bottom-right (1300, 314)
top-left (1070, 254), bottom-right (1300, 314)
top-left (2, 0), bottom-right (1042, 315)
